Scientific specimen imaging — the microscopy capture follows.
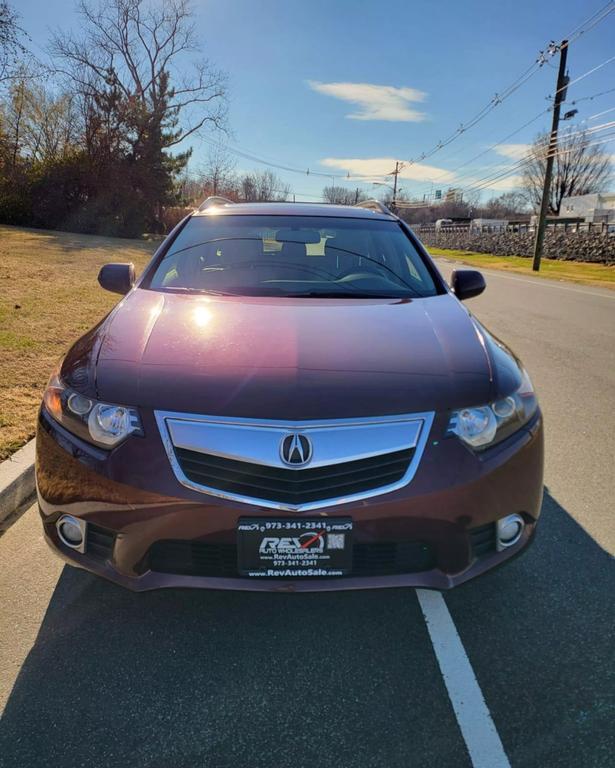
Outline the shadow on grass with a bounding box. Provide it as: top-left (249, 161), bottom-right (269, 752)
top-left (0, 489), bottom-right (612, 768)
top-left (1, 223), bottom-right (159, 254)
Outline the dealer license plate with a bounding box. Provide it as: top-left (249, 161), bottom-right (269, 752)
top-left (237, 518), bottom-right (353, 577)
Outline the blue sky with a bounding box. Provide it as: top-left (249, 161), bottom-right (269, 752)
top-left (18, 0), bottom-right (615, 201)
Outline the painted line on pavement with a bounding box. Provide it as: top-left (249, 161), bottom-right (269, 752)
top-left (416, 589), bottom-right (511, 768)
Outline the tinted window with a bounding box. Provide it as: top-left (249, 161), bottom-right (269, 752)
top-left (149, 215), bottom-right (439, 298)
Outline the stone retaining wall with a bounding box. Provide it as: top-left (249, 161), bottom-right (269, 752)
top-left (416, 228), bottom-right (615, 265)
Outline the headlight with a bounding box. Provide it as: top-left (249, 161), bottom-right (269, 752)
top-left (448, 369), bottom-right (538, 450)
top-left (43, 372), bottom-right (143, 448)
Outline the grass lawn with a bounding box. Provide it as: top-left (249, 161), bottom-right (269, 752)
top-left (0, 225), bottom-right (156, 460)
top-left (428, 247), bottom-right (615, 289)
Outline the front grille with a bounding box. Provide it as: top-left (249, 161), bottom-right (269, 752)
top-left (469, 522), bottom-right (497, 559)
top-left (148, 539), bottom-right (435, 578)
top-left (87, 523), bottom-right (115, 561)
top-left (174, 447), bottom-right (414, 505)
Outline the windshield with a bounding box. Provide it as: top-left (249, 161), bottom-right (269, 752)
top-left (148, 215), bottom-right (440, 298)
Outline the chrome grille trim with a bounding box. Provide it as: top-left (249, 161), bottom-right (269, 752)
top-left (155, 411), bottom-right (434, 511)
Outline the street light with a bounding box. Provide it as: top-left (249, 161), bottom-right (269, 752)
top-left (372, 181), bottom-right (403, 210)
top-left (372, 181), bottom-right (395, 193)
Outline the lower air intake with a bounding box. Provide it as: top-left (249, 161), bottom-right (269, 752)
top-left (469, 522), bottom-right (497, 560)
top-left (148, 539), bottom-right (435, 578)
top-left (87, 523), bottom-right (115, 561)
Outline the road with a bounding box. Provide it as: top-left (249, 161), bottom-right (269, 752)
top-left (1, 263), bottom-right (614, 768)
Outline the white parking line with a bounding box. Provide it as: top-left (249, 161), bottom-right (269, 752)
top-left (416, 589), bottom-right (511, 768)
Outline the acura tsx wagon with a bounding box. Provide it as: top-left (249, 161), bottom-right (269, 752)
top-left (36, 198), bottom-right (543, 591)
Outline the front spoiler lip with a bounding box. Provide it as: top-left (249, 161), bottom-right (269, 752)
top-left (43, 524), bottom-right (536, 593)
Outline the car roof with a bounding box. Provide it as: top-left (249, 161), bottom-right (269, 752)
top-left (192, 201), bottom-right (396, 220)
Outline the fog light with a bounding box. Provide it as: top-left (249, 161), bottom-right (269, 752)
top-left (56, 515), bottom-right (87, 553)
top-left (496, 513), bottom-right (524, 551)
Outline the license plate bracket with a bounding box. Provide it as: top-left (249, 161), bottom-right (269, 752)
top-left (237, 517), bottom-right (353, 577)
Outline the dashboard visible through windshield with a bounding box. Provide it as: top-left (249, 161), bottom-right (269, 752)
top-left (148, 215), bottom-right (440, 298)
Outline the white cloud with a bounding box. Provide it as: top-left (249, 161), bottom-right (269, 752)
top-left (493, 143), bottom-right (531, 160)
top-left (307, 81), bottom-right (427, 122)
top-left (320, 157), bottom-right (455, 183)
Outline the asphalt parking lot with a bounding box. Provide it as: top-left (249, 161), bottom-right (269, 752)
top-left (1, 262), bottom-right (614, 767)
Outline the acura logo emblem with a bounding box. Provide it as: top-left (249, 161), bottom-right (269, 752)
top-left (280, 433), bottom-right (313, 466)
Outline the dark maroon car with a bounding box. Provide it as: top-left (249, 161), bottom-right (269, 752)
top-left (36, 199), bottom-right (543, 591)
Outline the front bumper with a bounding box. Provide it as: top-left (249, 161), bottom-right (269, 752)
top-left (36, 407), bottom-right (544, 592)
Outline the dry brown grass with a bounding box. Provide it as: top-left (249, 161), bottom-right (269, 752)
top-left (0, 225), bottom-right (156, 459)
top-left (428, 248), bottom-right (615, 288)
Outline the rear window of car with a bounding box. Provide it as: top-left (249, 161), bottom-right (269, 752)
top-left (148, 215), bottom-right (440, 298)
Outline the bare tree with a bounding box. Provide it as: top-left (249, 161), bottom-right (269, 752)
top-left (50, 0), bottom-right (227, 147)
top-left (322, 185), bottom-right (367, 205)
top-left (0, 1), bottom-right (27, 83)
top-left (1, 73), bottom-right (78, 164)
top-left (201, 145), bottom-right (237, 196)
top-left (176, 147), bottom-right (239, 205)
top-left (42, 0), bottom-right (228, 233)
top-left (484, 191), bottom-right (530, 217)
top-left (239, 170), bottom-right (290, 202)
top-left (379, 188), bottom-right (410, 209)
top-left (176, 171), bottom-right (204, 205)
top-left (521, 129), bottom-right (612, 214)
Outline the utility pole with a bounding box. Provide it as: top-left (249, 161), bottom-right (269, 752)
top-left (532, 40), bottom-right (569, 271)
top-left (391, 161), bottom-right (403, 205)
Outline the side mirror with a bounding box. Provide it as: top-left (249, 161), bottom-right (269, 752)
top-left (451, 269), bottom-right (486, 301)
top-left (98, 263), bottom-right (135, 295)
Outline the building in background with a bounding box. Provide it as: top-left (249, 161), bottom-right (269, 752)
top-left (559, 193), bottom-right (615, 223)
top-left (444, 188), bottom-right (464, 203)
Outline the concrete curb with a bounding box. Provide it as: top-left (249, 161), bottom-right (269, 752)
top-left (0, 439), bottom-right (36, 531)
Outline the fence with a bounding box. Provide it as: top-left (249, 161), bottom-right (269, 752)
top-left (414, 223), bottom-right (615, 264)
top-left (416, 221), bottom-right (613, 235)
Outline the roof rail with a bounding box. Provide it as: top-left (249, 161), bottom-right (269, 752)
top-left (197, 195), bottom-right (235, 211)
top-left (354, 199), bottom-right (391, 215)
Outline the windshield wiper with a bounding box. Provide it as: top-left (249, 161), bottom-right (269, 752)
top-left (161, 287), bottom-right (238, 296)
top-left (283, 291), bottom-right (415, 299)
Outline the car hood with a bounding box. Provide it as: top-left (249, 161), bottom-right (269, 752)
top-left (78, 288), bottom-right (498, 419)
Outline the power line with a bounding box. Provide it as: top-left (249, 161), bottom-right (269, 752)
top-left (391, 130), bottom-right (615, 210)
top-left (570, 85), bottom-right (615, 104)
top-left (428, 52), bottom-right (615, 190)
top-left (199, 135), bottom-right (348, 181)
top-left (409, 105), bottom-right (613, 197)
top-left (449, 119), bottom-right (615, 189)
top-left (400, 60), bottom-right (547, 171)
top-left (463, 131), bottom-right (615, 195)
top-left (395, 6), bottom-right (615, 181)
top-left (552, 53), bottom-right (615, 99)
top-left (408, 107), bottom-right (553, 197)
top-left (405, 48), bottom-right (615, 196)
top-left (397, 127), bottom-right (615, 206)
top-left (566, 0), bottom-right (615, 43)
top-left (398, 5), bottom-right (614, 176)
top-left (589, 105), bottom-right (615, 119)
top-left (353, 106), bottom-right (614, 198)
top-left (460, 128), bottom-right (615, 194)
top-left (191, 5), bottom-right (615, 193)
